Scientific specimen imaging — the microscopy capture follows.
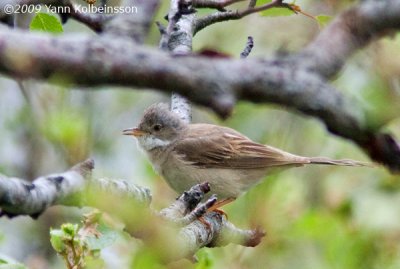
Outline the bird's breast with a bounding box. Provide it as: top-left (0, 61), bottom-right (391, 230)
top-left (160, 153), bottom-right (268, 199)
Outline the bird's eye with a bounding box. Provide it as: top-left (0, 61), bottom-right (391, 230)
top-left (153, 124), bottom-right (162, 132)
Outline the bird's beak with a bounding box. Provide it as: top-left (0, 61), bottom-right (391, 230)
top-left (122, 127), bottom-right (146, 137)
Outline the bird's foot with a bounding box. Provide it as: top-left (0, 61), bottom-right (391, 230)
top-left (206, 198), bottom-right (235, 215)
top-left (197, 197), bottom-right (236, 229)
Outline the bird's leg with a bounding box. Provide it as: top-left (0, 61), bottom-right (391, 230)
top-left (197, 198), bottom-right (235, 229)
top-left (206, 197), bottom-right (236, 219)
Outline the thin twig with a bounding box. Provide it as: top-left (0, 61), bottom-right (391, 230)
top-left (240, 36), bottom-right (254, 58)
top-left (194, 0), bottom-right (287, 34)
top-left (248, 0), bottom-right (257, 8)
top-left (192, 0), bottom-right (245, 10)
top-left (66, 2), bottom-right (110, 33)
top-left (156, 21), bottom-right (169, 50)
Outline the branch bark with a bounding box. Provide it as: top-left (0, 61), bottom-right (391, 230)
top-left (0, 0), bottom-right (399, 171)
top-left (165, 0), bottom-right (196, 123)
top-left (0, 160), bottom-right (263, 260)
top-left (193, 0), bottom-right (289, 34)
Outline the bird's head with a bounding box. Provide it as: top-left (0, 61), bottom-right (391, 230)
top-left (123, 103), bottom-right (185, 151)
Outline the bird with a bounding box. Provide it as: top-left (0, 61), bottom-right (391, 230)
top-left (123, 103), bottom-right (370, 203)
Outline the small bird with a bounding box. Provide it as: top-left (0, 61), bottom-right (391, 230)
top-left (123, 103), bottom-right (370, 202)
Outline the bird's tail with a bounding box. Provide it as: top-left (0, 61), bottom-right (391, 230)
top-left (308, 157), bottom-right (373, 167)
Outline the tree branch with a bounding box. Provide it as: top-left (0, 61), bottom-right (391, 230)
top-left (0, 0), bottom-right (400, 171)
top-left (192, 0), bottom-right (245, 10)
top-left (0, 159), bottom-right (152, 218)
top-left (0, 160), bottom-right (263, 261)
top-left (0, 159), bottom-right (93, 218)
top-left (103, 0), bottom-right (160, 42)
top-left (0, 0), bottom-right (160, 42)
top-left (65, 2), bottom-right (110, 33)
top-left (165, 0), bottom-right (196, 123)
top-left (298, 0), bottom-right (400, 78)
top-left (193, 0), bottom-right (288, 34)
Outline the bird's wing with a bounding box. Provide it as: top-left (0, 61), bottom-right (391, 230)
top-left (172, 125), bottom-right (308, 169)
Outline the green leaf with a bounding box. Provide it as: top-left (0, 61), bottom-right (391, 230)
top-left (61, 223), bottom-right (79, 238)
top-left (30, 13), bottom-right (63, 34)
top-left (50, 229), bottom-right (66, 253)
top-left (316, 15), bottom-right (333, 28)
top-left (85, 224), bottom-right (118, 251)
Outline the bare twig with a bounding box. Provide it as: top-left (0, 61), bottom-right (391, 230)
top-left (192, 0), bottom-right (245, 10)
top-left (240, 36), bottom-right (254, 58)
top-left (194, 0), bottom-right (288, 34)
top-left (156, 21), bottom-right (169, 50)
top-left (248, 0), bottom-right (257, 8)
top-left (66, 2), bottom-right (110, 33)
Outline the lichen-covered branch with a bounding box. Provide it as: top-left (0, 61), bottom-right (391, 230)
top-left (157, 182), bottom-right (264, 259)
top-left (0, 159), bottom-right (152, 218)
top-left (166, 0), bottom-right (196, 123)
top-left (0, 159), bottom-right (92, 218)
top-left (0, 160), bottom-right (263, 261)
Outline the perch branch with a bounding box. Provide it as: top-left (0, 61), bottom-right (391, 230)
top-left (0, 161), bottom-right (263, 260)
top-left (157, 182), bottom-right (264, 259)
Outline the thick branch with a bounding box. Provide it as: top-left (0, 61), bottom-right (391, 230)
top-left (1, 0), bottom-right (400, 171)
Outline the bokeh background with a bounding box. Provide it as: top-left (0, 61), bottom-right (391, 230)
top-left (0, 0), bottom-right (400, 268)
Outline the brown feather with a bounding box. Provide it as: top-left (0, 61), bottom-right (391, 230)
top-left (172, 124), bottom-right (309, 169)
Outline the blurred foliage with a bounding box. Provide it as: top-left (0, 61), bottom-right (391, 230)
top-left (0, 0), bottom-right (399, 268)
top-left (315, 15), bottom-right (332, 28)
top-left (0, 254), bottom-right (27, 269)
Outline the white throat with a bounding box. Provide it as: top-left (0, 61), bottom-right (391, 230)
top-left (137, 135), bottom-right (172, 151)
